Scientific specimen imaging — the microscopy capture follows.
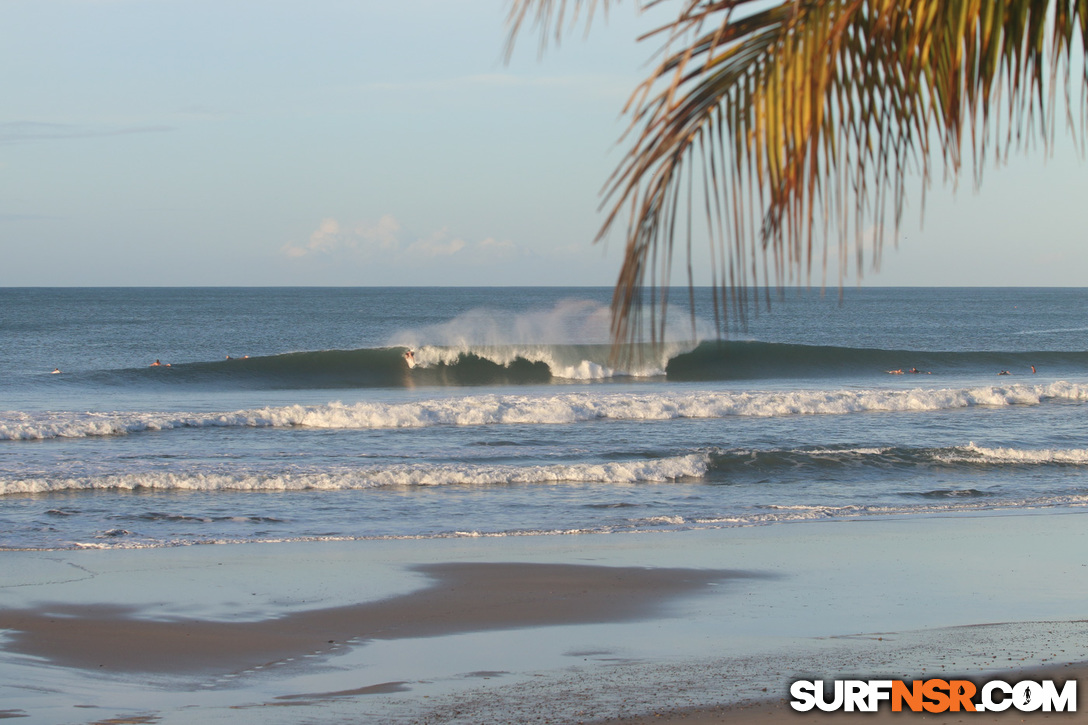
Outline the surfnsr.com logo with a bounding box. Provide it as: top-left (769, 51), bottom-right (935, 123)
top-left (790, 679), bottom-right (1077, 713)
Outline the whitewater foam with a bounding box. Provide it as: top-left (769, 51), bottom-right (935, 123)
top-left (0, 454), bottom-right (710, 495)
top-left (28, 491), bottom-right (1088, 551)
top-left (8, 440), bottom-right (1088, 497)
top-left (3, 381), bottom-right (1086, 442)
top-left (708, 442), bottom-right (1088, 471)
top-left (695, 494), bottom-right (1088, 525)
top-left (404, 341), bottom-right (698, 379)
top-left (944, 443), bottom-right (1088, 465)
top-left (388, 298), bottom-right (712, 379)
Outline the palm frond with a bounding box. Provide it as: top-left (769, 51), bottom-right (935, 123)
top-left (504, 0), bottom-right (624, 59)
top-left (506, 0), bottom-right (1088, 351)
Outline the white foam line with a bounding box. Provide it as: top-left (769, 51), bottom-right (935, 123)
top-left (0, 454), bottom-right (711, 495)
top-left (2, 381), bottom-right (1086, 441)
top-left (13, 494), bottom-right (1088, 551)
top-left (942, 443), bottom-right (1088, 465)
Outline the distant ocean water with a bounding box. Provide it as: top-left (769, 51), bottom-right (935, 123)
top-left (2, 286), bottom-right (1087, 550)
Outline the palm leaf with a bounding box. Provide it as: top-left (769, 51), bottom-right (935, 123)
top-left (506, 0), bottom-right (1088, 351)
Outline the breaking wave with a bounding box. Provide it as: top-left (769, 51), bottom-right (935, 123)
top-left (6, 442), bottom-right (1088, 496)
top-left (707, 442), bottom-right (1088, 473)
top-left (4, 381), bottom-right (1087, 441)
top-left (43, 339), bottom-right (1088, 390)
top-left (0, 455), bottom-right (710, 495)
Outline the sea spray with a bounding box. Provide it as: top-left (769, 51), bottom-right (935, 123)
top-left (388, 298), bottom-right (711, 378)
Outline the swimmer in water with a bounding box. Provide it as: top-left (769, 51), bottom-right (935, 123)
top-left (51, 367), bottom-right (61, 374)
top-left (150, 359), bottom-right (162, 367)
top-left (998, 370), bottom-right (1011, 376)
top-left (886, 369), bottom-right (904, 375)
top-left (404, 349), bottom-right (416, 368)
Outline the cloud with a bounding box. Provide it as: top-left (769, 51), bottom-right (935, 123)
top-left (406, 229), bottom-right (466, 258)
top-left (361, 215), bottom-right (402, 251)
top-left (0, 121), bottom-right (173, 146)
top-left (282, 215), bottom-right (402, 258)
top-left (281, 215), bottom-right (530, 267)
top-left (479, 237), bottom-right (526, 257)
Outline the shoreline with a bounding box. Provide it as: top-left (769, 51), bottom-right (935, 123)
top-left (600, 660), bottom-right (1088, 724)
top-left (1, 512), bottom-right (1086, 723)
top-left (0, 562), bottom-right (757, 674)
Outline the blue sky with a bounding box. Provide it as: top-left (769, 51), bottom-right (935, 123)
top-left (1, 1), bottom-right (1085, 287)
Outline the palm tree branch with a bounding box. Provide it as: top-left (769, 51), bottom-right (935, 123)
top-left (505, 0), bottom-right (1088, 351)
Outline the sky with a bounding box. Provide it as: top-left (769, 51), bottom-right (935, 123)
top-left (1, 0), bottom-right (1085, 287)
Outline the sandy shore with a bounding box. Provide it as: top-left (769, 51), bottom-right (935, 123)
top-left (603, 662), bottom-right (1088, 724)
top-left (604, 693), bottom-right (1087, 724)
top-left (1, 512), bottom-right (1087, 724)
top-left (0, 562), bottom-right (753, 673)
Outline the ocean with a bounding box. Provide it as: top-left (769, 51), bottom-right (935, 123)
top-left (2, 286), bottom-right (1088, 552)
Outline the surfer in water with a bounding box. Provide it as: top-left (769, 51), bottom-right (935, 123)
top-left (404, 349), bottom-right (416, 369)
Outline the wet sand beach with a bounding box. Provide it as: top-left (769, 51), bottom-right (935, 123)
top-left (1, 512), bottom-right (1086, 724)
top-left (0, 562), bottom-right (752, 674)
top-left (605, 660), bottom-right (1088, 724)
